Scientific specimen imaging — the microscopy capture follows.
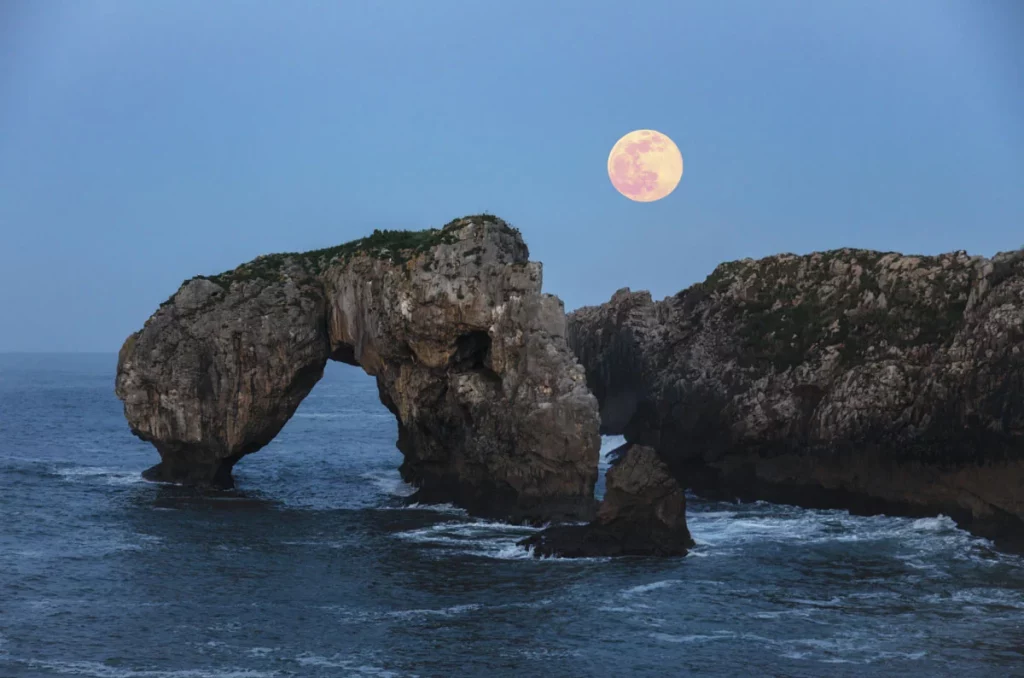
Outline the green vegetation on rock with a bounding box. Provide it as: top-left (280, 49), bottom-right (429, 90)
top-left (188, 214), bottom-right (515, 291)
top-left (699, 248), bottom-right (974, 371)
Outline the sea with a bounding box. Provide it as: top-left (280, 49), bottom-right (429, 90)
top-left (1, 353), bottom-right (1022, 677)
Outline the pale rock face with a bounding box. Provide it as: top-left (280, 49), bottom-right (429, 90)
top-left (116, 217), bottom-right (600, 522)
top-left (569, 247), bottom-right (1024, 550)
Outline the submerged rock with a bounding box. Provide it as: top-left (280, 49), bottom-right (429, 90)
top-left (569, 247), bottom-right (1024, 549)
top-left (521, 443), bottom-right (693, 557)
top-left (116, 215), bottom-right (600, 522)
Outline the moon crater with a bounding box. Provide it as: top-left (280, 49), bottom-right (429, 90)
top-left (607, 129), bottom-right (684, 202)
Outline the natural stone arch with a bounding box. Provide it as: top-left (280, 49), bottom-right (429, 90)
top-left (116, 216), bottom-right (601, 522)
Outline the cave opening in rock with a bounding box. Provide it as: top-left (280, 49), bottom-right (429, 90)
top-left (452, 331), bottom-right (492, 371)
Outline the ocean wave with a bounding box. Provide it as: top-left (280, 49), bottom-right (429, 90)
top-left (393, 521), bottom-right (537, 551)
top-left (774, 636), bottom-right (930, 664)
top-left (361, 469), bottom-right (417, 498)
top-left (910, 516), bottom-right (954, 531)
top-left (17, 660), bottom-right (279, 678)
top-left (501, 647), bottom-right (582, 660)
top-left (650, 629), bottom-right (934, 665)
top-left (294, 654), bottom-right (402, 676)
top-left (389, 520), bottom-right (610, 561)
top-left (245, 648), bottom-right (275, 658)
top-left (320, 599), bottom-right (557, 625)
top-left (622, 580), bottom-right (683, 596)
top-left (599, 435), bottom-right (626, 465)
top-left (921, 588), bottom-right (1024, 610)
top-left (52, 464), bottom-right (146, 486)
top-left (376, 502), bottom-right (467, 516)
top-left (13, 531), bottom-right (159, 561)
top-left (687, 504), bottom-right (987, 554)
top-left (384, 603), bottom-right (481, 619)
top-left (650, 631), bottom-right (735, 644)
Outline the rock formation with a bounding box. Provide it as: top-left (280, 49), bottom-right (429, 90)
top-left (569, 248), bottom-right (1024, 549)
top-left (521, 443), bottom-right (693, 557)
top-left (116, 215), bottom-right (601, 522)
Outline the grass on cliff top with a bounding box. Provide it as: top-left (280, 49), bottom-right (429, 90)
top-left (691, 247), bottom-right (976, 371)
top-left (184, 213), bottom-right (516, 292)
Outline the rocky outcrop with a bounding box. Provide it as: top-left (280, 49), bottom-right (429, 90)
top-left (521, 443), bottom-right (692, 557)
top-left (116, 215), bottom-right (601, 521)
top-left (569, 247), bottom-right (1024, 549)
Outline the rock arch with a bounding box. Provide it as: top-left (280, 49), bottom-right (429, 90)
top-left (116, 216), bottom-right (600, 522)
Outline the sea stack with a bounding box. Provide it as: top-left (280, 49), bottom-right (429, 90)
top-left (522, 443), bottom-right (693, 558)
top-left (115, 215), bottom-right (601, 522)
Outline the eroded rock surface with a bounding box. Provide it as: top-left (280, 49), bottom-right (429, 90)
top-left (569, 248), bottom-right (1024, 548)
top-left (521, 443), bottom-right (692, 557)
top-left (116, 216), bottom-right (600, 521)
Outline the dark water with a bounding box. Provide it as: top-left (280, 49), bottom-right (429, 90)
top-left (1, 354), bottom-right (1022, 678)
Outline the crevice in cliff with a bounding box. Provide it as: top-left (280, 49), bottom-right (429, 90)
top-left (452, 331), bottom-right (492, 371)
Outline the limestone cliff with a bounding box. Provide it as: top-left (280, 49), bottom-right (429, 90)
top-left (569, 247), bottom-right (1024, 548)
top-left (116, 216), bottom-right (600, 521)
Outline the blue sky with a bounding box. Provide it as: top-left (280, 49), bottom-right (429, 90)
top-left (1, 1), bottom-right (1021, 352)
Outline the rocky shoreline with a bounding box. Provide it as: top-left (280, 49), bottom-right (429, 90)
top-left (115, 215), bottom-right (1023, 556)
top-left (521, 442), bottom-right (692, 558)
top-left (567, 247), bottom-right (1024, 552)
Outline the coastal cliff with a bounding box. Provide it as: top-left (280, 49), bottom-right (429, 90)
top-left (569, 247), bottom-right (1024, 548)
top-left (116, 215), bottom-right (601, 522)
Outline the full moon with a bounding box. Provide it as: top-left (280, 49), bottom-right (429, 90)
top-left (607, 129), bottom-right (684, 202)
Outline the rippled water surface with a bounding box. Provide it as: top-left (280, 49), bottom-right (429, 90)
top-left (1, 354), bottom-right (1022, 677)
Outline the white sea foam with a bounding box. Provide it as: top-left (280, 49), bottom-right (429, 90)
top-left (54, 465), bottom-right (146, 486)
top-left (18, 530), bottom-right (158, 560)
top-left (392, 521), bottom-right (537, 560)
top-left (598, 435), bottom-right (626, 467)
top-left (910, 516), bottom-right (954, 531)
top-left (623, 580), bottom-right (683, 596)
top-left (294, 654), bottom-right (400, 676)
top-left (504, 647), bottom-right (581, 660)
top-left (388, 519), bottom-right (608, 561)
top-left (488, 542), bottom-right (536, 560)
top-left (766, 632), bottom-right (933, 665)
top-left (784, 597), bottom-right (843, 608)
top-left (650, 631), bottom-right (735, 644)
top-left (384, 603), bottom-right (481, 619)
top-left (921, 588), bottom-right (1024, 610)
top-left (245, 648), bottom-right (276, 658)
top-left (321, 599), bottom-right (553, 625)
top-left (401, 524), bottom-right (612, 562)
top-left (378, 502), bottom-right (467, 516)
top-left (361, 469), bottom-right (416, 498)
top-left (687, 503), bottom-right (986, 555)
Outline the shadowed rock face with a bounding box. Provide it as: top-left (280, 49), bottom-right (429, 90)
top-left (116, 216), bottom-right (600, 522)
top-left (521, 443), bottom-right (692, 557)
top-left (569, 248), bottom-right (1024, 549)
